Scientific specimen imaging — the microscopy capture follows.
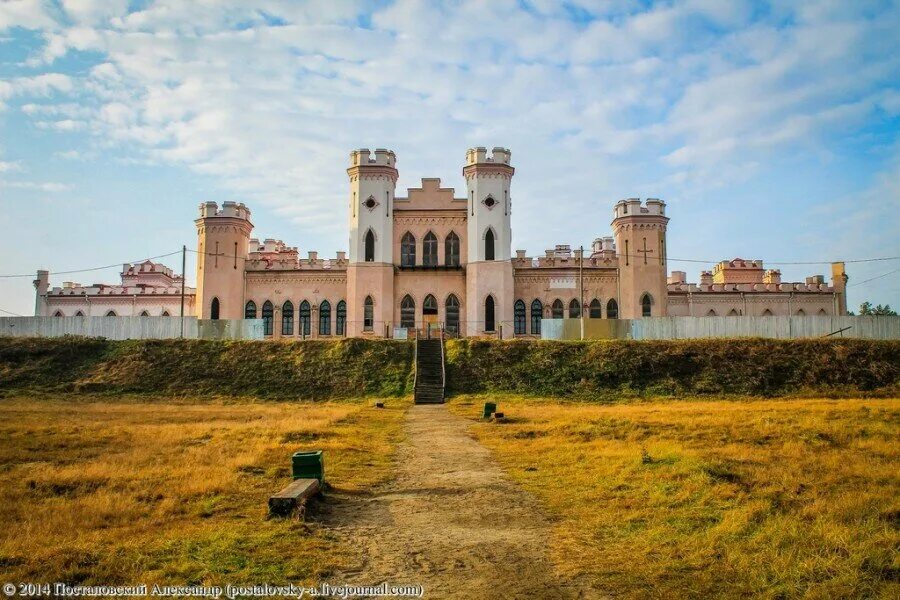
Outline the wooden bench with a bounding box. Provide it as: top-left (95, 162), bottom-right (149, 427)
top-left (268, 478), bottom-right (321, 519)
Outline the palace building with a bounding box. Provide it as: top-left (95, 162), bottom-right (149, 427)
top-left (35, 147), bottom-right (849, 336)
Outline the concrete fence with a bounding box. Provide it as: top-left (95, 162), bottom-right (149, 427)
top-left (0, 316), bottom-right (264, 340)
top-left (541, 315), bottom-right (900, 341)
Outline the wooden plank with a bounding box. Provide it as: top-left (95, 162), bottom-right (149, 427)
top-left (268, 478), bottom-right (320, 518)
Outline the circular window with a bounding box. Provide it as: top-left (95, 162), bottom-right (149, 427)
top-left (484, 196), bottom-right (496, 208)
top-left (364, 197), bottom-right (377, 209)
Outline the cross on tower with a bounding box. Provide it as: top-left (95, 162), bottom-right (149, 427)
top-left (637, 237), bottom-right (654, 265)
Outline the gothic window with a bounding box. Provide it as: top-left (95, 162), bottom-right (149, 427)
top-left (514, 300), bottom-right (526, 335)
top-left (445, 231), bottom-right (460, 266)
top-left (728, 308), bottom-right (739, 316)
top-left (299, 300), bottom-right (311, 336)
top-left (336, 301), bottom-right (346, 336)
top-left (531, 299), bottom-right (543, 334)
top-left (423, 294), bottom-right (438, 316)
top-left (210, 297), bottom-right (220, 320)
top-left (606, 299), bottom-right (618, 319)
top-left (569, 299), bottom-right (581, 318)
top-left (589, 298), bottom-right (602, 318)
top-left (484, 229), bottom-right (495, 261)
top-left (105, 310), bottom-right (117, 317)
top-left (818, 308), bottom-right (827, 315)
top-left (53, 310), bottom-right (63, 317)
top-left (262, 301), bottom-right (274, 335)
top-left (245, 301), bottom-right (257, 319)
top-left (364, 230), bottom-right (375, 262)
top-left (485, 295), bottom-right (496, 332)
top-left (401, 295), bottom-right (415, 328)
top-left (162, 311), bottom-right (170, 316)
top-left (761, 309), bottom-right (773, 316)
top-left (796, 309), bottom-right (805, 316)
top-left (445, 294), bottom-right (460, 334)
top-left (139, 311), bottom-right (149, 317)
top-left (363, 296), bottom-right (373, 331)
top-left (401, 232), bottom-right (416, 267)
top-left (707, 309), bottom-right (718, 316)
top-left (641, 294), bottom-right (652, 317)
top-left (319, 300), bottom-right (331, 336)
top-left (552, 299), bottom-right (564, 319)
top-left (282, 301), bottom-right (294, 335)
top-left (423, 232), bottom-right (438, 266)
top-left (75, 311), bottom-right (84, 317)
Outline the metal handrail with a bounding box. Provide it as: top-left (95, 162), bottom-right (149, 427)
top-left (439, 322), bottom-right (446, 398)
top-left (412, 327), bottom-right (418, 393)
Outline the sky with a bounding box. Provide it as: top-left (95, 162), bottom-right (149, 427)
top-left (1, 0), bottom-right (899, 316)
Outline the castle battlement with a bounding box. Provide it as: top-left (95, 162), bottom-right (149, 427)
top-left (613, 198), bottom-right (666, 219)
top-left (350, 148), bottom-right (396, 167)
top-left (465, 146), bottom-right (511, 166)
top-left (198, 200), bottom-right (251, 220)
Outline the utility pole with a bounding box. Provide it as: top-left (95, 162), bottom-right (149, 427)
top-left (179, 244), bottom-right (186, 339)
top-left (579, 244), bottom-right (585, 340)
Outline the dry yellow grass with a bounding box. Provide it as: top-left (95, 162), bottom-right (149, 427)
top-left (0, 396), bottom-right (407, 585)
top-left (450, 395), bottom-right (900, 599)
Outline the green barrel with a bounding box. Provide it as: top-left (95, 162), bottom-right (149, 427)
top-left (292, 450), bottom-right (325, 483)
top-left (483, 402), bottom-right (497, 419)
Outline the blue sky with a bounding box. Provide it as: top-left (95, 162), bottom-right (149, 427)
top-left (1, 0), bottom-right (898, 316)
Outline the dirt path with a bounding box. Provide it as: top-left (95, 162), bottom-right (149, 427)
top-left (321, 404), bottom-right (597, 599)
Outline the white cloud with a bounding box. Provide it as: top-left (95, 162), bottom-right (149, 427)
top-left (0, 180), bottom-right (72, 192)
top-left (0, 160), bottom-right (22, 173)
top-left (0, 0), bottom-right (56, 31)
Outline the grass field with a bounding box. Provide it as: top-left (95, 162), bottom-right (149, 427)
top-left (450, 395), bottom-right (900, 599)
top-left (0, 396), bottom-right (407, 585)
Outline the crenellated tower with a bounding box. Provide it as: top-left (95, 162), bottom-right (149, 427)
top-left (346, 148), bottom-right (398, 336)
top-left (195, 201), bottom-right (253, 320)
top-left (464, 146), bottom-right (515, 336)
top-left (612, 198), bottom-right (669, 318)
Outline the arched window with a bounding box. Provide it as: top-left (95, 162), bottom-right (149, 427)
top-left (589, 299), bottom-right (602, 318)
top-left (139, 310), bottom-right (149, 317)
top-left (606, 299), bottom-right (618, 319)
top-left (423, 232), bottom-right (438, 266)
top-left (262, 301), bottom-right (274, 335)
top-left (336, 301), bottom-right (347, 336)
top-left (363, 296), bottom-right (374, 331)
top-left (245, 301), bottom-right (257, 319)
top-left (401, 232), bottom-right (416, 267)
top-left (818, 308), bottom-right (827, 315)
top-left (484, 229), bottom-right (495, 261)
top-left (445, 294), bottom-right (460, 333)
top-left (210, 297), bottom-right (220, 320)
top-left (364, 230), bottom-right (375, 262)
top-left (105, 310), bottom-right (117, 317)
top-left (531, 299), bottom-right (543, 334)
top-left (796, 309), bottom-right (806, 316)
top-left (445, 231), bottom-right (460, 266)
top-left (485, 295), bottom-right (496, 332)
top-left (707, 309), bottom-right (718, 316)
top-left (761, 309), bottom-right (773, 316)
top-left (401, 295), bottom-right (415, 328)
top-left (423, 294), bottom-right (438, 316)
top-left (552, 299), bottom-right (564, 319)
top-left (728, 308), bottom-right (739, 316)
top-left (299, 300), bottom-right (311, 336)
top-left (53, 310), bottom-right (64, 317)
top-left (282, 301), bottom-right (294, 335)
top-left (514, 300), bottom-right (526, 334)
top-left (74, 311), bottom-right (84, 317)
top-left (161, 311), bottom-right (170, 317)
top-left (569, 299), bottom-right (581, 318)
top-left (319, 300), bottom-right (331, 335)
top-left (641, 294), bottom-right (652, 317)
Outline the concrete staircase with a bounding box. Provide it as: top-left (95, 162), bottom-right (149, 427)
top-left (414, 337), bottom-right (445, 404)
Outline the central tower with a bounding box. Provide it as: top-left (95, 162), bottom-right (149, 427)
top-left (464, 147), bottom-right (515, 336)
top-left (346, 148), bottom-right (397, 336)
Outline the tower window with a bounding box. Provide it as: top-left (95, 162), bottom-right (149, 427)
top-left (484, 229), bottom-right (495, 261)
top-left (364, 196), bottom-right (377, 210)
top-left (514, 300), bottom-right (526, 335)
top-left (210, 297), bottom-right (220, 320)
top-left (484, 196), bottom-right (496, 208)
top-left (401, 232), bottom-right (416, 267)
top-left (485, 295), bottom-right (496, 332)
top-left (364, 230), bottom-right (375, 262)
top-left (363, 296), bottom-right (373, 331)
top-left (607, 299), bottom-right (618, 319)
top-left (423, 232), bottom-right (438, 266)
top-left (641, 294), bottom-right (652, 317)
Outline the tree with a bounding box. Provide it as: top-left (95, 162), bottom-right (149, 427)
top-left (858, 301), bottom-right (897, 316)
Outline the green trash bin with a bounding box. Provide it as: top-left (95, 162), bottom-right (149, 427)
top-left (292, 450), bottom-right (325, 484)
top-left (483, 402), bottom-right (497, 419)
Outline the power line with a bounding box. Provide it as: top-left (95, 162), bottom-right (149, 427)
top-left (848, 267), bottom-right (900, 288)
top-left (0, 250), bottom-right (183, 279)
top-left (0, 307), bottom-right (24, 316)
